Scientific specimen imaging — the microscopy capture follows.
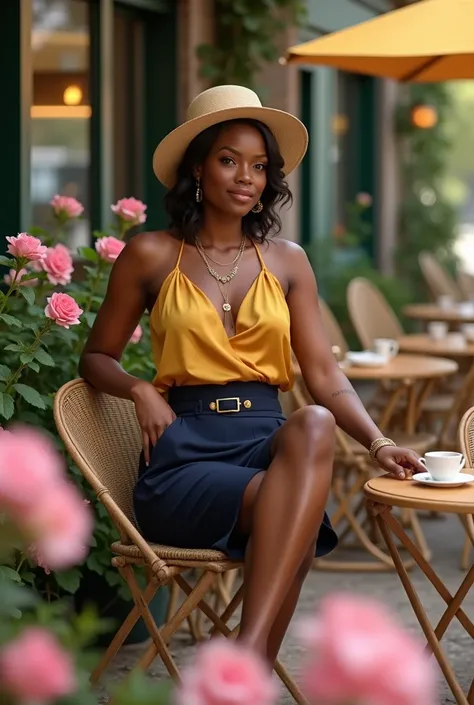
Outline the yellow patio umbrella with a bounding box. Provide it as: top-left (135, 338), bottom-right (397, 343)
top-left (285, 0), bottom-right (474, 82)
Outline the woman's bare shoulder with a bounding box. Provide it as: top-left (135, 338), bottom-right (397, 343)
top-left (123, 230), bottom-right (181, 273)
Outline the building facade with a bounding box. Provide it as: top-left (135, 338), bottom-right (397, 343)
top-left (2, 0), bottom-right (398, 271)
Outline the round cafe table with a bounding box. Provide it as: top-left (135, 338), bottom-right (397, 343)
top-left (341, 354), bottom-right (458, 435)
top-left (398, 333), bottom-right (474, 359)
top-left (403, 302), bottom-right (474, 325)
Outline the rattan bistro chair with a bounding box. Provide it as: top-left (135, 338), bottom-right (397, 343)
top-left (53, 379), bottom-right (304, 703)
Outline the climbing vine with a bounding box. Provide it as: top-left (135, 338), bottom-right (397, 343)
top-left (395, 84), bottom-right (457, 297)
top-left (197, 0), bottom-right (306, 88)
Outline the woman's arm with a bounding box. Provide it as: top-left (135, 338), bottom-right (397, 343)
top-left (284, 242), bottom-right (422, 477)
top-left (79, 234), bottom-right (153, 400)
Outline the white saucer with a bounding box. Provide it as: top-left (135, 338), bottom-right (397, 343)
top-left (413, 472), bottom-right (474, 488)
top-left (345, 351), bottom-right (389, 368)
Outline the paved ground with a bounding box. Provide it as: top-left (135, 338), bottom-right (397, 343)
top-left (96, 511), bottom-right (473, 704)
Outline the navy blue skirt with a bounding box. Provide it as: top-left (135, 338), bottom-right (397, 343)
top-left (133, 382), bottom-right (338, 560)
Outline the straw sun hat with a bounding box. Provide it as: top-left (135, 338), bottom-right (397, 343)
top-left (152, 84), bottom-right (309, 189)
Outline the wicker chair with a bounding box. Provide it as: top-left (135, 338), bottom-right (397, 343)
top-left (347, 276), bottom-right (454, 426)
top-left (457, 269), bottom-right (474, 300)
top-left (347, 277), bottom-right (403, 351)
top-left (53, 379), bottom-right (304, 702)
top-left (418, 251), bottom-right (462, 302)
top-left (457, 406), bottom-right (474, 570)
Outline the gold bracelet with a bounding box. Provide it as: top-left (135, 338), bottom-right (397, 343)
top-left (369, 437), bottom-right (396, 463)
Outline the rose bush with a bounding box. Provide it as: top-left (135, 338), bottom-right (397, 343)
top-left (0, 196), bottom-right (154, 600)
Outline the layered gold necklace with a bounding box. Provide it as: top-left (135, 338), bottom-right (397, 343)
top-left (194, 235), bottom-right (246, 330)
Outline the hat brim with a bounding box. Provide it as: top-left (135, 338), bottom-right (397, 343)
top-left (152, 105), bottom-right (309, 188)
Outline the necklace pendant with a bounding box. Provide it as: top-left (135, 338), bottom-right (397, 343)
top-left (222, 303), bottom-right (231, 312)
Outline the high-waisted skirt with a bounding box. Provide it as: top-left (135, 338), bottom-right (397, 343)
top-left (133, 381), bottom-right (338, 560)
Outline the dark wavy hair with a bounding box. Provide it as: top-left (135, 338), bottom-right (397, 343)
top-left (164, 118), bottom-right (293, 243)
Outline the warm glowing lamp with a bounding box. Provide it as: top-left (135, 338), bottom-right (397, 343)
top-left (63, 85), bottom-right (83, 106)
top-left (411, 104), bottom-right (438, 129)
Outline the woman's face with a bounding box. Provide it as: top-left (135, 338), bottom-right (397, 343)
top-left (198, 122), bottom-right (268, 217)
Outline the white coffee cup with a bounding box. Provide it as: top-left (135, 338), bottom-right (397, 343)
top-left (438, 295), bottom-right (454, 310)
top-left (374, 338), bottom-right (399, 359)
top-left (427, 321), bottom-right (448, 341)
top-left (419, 451), bottom-right (465, 481)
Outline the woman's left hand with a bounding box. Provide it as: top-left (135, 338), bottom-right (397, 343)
top-left (375, 445), bottom-right (425, 480)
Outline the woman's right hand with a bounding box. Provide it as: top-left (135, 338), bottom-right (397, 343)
top-left (131, 381), bottom-right (176, 465)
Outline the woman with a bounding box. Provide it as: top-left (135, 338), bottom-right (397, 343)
top-left (80, 85), bottom-right (423, 663)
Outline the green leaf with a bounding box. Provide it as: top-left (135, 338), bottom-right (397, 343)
top-left (0, 566), bottom-right (22, 583)
top-left (83, 312), bottom-right (96, 328)
top-left (0, 364), bottom-right (11, 380)
top-left (34, 347), bottom-right (55, 367)
top-left (0, 393), bottom-right (15, 420)
top-left (0, 255), bottom-right (14, 267)
top-left (20, 352), bottom-right (35, 364)
top-left (78, 246), bottom-right (99, 263)
top-left (4, 343), bottom-right (22, 352)
top-left (28, 361), bottom-right (40, 373)
top-left (55, 567), bottom-right (82, 593)
top-left (13, 384), bottom-right (46, 409)
top-left (0, 313), bottom-right (22, 328)
top-left (18, 286), bottom-right (35, 306)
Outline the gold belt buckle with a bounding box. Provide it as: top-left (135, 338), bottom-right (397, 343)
top-left (215, 397), bottom-right (241, 413)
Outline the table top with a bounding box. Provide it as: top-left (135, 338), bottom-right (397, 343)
top-left (364, 474), bottom-right (474, 513)
top-left (403, 302), bottom-right (474, 322)
top-left (398, 333), bottom-right (474, 358)
top-left (342, 353), bottom-right (458, 381)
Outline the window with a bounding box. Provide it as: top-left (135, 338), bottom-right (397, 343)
top-left (31, 0), bottom-right (91, 248)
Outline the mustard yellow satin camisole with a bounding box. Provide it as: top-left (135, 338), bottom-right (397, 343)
top-left (149, 239), bottom-right (293, 392)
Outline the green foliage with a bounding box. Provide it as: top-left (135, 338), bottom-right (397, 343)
top-left (0, 222), bottom-right (154, 605)
top-left (197, 0), bottom-right (306, 88)
top-left (395, 84), bottom-right (457, 297)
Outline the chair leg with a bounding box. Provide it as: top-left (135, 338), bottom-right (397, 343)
top-left (176, 573), bottom-right (308, 705)
top-left (90, 573), bottom-right (159, 684)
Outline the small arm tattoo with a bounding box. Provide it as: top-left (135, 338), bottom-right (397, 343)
top-left (331, 388), bottom-right (357, 398)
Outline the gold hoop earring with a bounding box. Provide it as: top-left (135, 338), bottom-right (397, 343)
top-left (195, 177), bottom-right (202, 203)
top-left (252, 200), bottom-right (263, 214)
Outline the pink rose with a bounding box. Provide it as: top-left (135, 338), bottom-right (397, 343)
top-left (41, 243), bottom-right (74, 286)
top-left (50, 194), bottom-right (84, 219)
top-left (45, 292), bottom-right (83, 328)
top-left (0, 427), bottom-right (63, 512)
top-left (0, 426), bottom-right (92, 570)
top-left (3, 267), bottom-right (37, 287)
top-left (0, 627), bottom-right (76, 702)
top-left (6, 233), bottom-right (47, 262)
top-left (111, 197), bottom-right (147, 225)
top-left (95, 236), bottom-right (126, 263)
top-left (356, 192), bottom-right (372, 207)
top-left (175, 639), bottom-right (277, 705)
top-left (129, 324), bottom-right (143, 344)
top-left (298, 593), bottom-right (436, 705)
top-left (26, 481), bottom-right (93, 570)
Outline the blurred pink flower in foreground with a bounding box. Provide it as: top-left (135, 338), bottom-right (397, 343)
top-left (41, 243), bottom-right (74, 286)
top-left (24, 481), bottom-right (92, 570)
top-left (95, 235), bottom-right (126, 263)
top-left (0, 426), bottom-right (92, 570)
top-left (129, 324), bottom-right (143, 344)
top-left (298, 593), bottom-right (436, 705)
top-left (356, 191), bottom-right (372, 207)
top-left (3, 267), bottom-right (37, 287)
top-left (6, 233), bottom-right (47, 262)
top-left (175, 639), bottom-right (277, 705)
top-left (50, 194), bottom-right (84, 219)
top-left (45, 292), bottom-right (83, 328)
top-left (0, 627), bottom-right (76, 702)
top-left (111, 197), bottom-right (147, 226)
